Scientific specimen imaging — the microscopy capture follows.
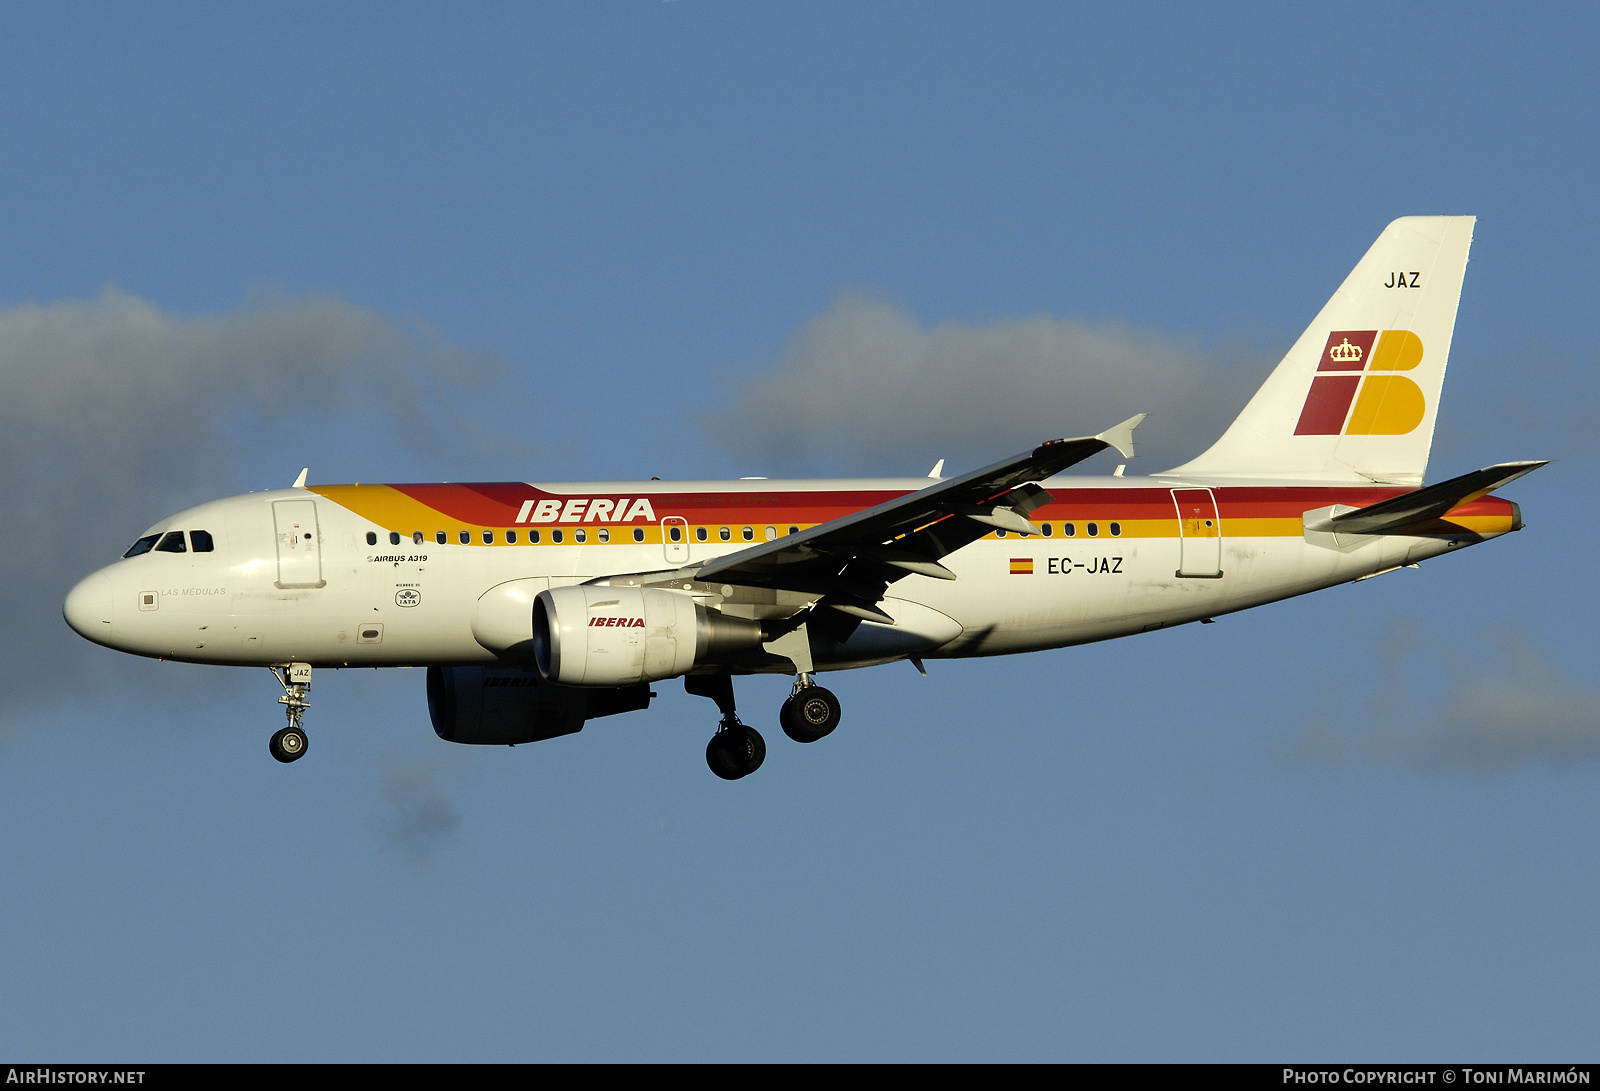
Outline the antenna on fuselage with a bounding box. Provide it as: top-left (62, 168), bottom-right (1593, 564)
top-left (292, 468), bottom-right (309, 488)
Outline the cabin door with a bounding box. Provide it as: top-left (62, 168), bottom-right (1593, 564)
top-left (1171, 489), bottom-right (1222, 578)
top-left (273, 499), bottom-right (325, 588)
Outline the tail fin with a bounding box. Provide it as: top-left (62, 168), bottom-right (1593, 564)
top-left (1166, 216), bottom-right (1475, 485)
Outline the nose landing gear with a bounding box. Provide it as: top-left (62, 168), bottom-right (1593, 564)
top-left (779, 676), bottom-right (841, 744)
top-left (269, 663), bottom-right (312, 764)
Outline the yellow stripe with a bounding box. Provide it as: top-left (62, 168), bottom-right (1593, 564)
top-left (310, 487), bottom-right (830, 546)
top-left (312, 485), bottom-right (1513, 547)
top-left (310, 485), bottom-right (448, 533)
top-left (1443, 513), bottom-right (1515, 534)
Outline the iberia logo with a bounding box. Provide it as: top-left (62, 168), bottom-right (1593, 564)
top-left (1294, 330), bottom-right (1426, 436)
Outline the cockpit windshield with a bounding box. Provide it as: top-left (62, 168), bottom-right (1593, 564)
top-left (123, 534), bottom-right (160, 558)
top-left (123, 528), bottom-right (214, 558)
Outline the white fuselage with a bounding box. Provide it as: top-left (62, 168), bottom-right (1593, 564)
top-left (62, 474), bottom-right (1504, 676)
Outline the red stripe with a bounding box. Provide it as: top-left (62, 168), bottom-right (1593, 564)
top-left (1294, 375), bottom-right (1361, 435)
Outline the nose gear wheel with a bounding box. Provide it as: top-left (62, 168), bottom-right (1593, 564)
top-left (270, 725), bottom-right (308, 763)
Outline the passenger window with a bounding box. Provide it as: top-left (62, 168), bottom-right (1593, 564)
top-left (551, 529), bottom-right (564, 544)
top-left (506, 530), bottom-right (518, 544)
top-left (412, 531), bottom-right (424, 545)
top-left (574, 529), bottom-right (586, 544)
top-left (459, 530), bottom-right (470, 545)
top-left (633, 527), bottom-right (645, 543)
top-left (1087, 522), bottom-right (1099, 537)
top-left (1064, 523), bottom-right (1076, 537)
top-left (366, 532), bottom-right (377, 546)
top-left (742, 527), bottom-right (754, 541)
top-left (669, 526), bottom-right (683, 543)
top-left (156, 530), bottom-right (187, 553)
top-left (1041, 523), bottom-right (1053, 537)
top-left (528, 530), bottom-right (541, 544)
top-left (695, 526), bottom-right (708, 542)
top-left (483, 530), bottom-right (494, 544)
top-left (1110, 522), bottom-right (1122, 537)
top-left (123, 534), bottom-right (160, 558)
top-left (598, 528), bottom-right (610, 543)
top-left (996, 529), bottom-right (1007, 538)
top-left (719, 527), bottom-right (731, 541)
top-left (765, 526), bottom-right (776, 541)
top-left (389, 532), bottom-right (401, 546)
top-left (189, 530), bottom-right (215, 552)
top-left (788, 526), bottom-right (799, 536)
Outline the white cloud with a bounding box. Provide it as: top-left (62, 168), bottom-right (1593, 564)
top-left (0, 287), bottom-right (492, 702)
top-left (1277, 624), bottom-right (1600, 774)
top-left (705, 292), bottom-right (1276, 476)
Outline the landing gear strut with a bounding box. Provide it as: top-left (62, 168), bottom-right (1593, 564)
top-left (269, 663), bottom-right (312, 763)
top-left (779, 675), bottom-right (841, 744)
top-left (686, 673), bottom-right (765, 780)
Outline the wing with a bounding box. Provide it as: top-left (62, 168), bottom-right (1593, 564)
top-left (612, 415), bottom-right (1143, 624)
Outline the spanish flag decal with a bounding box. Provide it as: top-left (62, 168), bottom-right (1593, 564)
top-left (1009, 557), bottom-right (1034, 575)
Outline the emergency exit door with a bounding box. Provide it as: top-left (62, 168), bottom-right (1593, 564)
top-left (1171, 488), bottom-right (1222, 578)
top-left (661, 517), bottom-right (689, 564)
top-left (273, 500), bottom-right (325, 588)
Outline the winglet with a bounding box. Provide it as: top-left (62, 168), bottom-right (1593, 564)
top-left (1095, 414), bottom-right (1146, 459)
top-left (292, 468), bottom-right (309, 489)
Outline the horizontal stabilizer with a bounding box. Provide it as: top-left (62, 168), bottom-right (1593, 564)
top-left (1307, 461), bottom-right (1546, 536)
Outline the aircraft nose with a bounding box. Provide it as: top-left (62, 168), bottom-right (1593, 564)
top-left (63, 572), bottom-right (114, 645)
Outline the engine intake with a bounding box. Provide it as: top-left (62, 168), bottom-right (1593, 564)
top-left (427, 665), bottom-right (650, 745)
top-left (533, 585), bottom-right (764, 686)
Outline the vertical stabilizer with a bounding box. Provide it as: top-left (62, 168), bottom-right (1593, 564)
top-left (1165, 216), bottom-right (1475, 485)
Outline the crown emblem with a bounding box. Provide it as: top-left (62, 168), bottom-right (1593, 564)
top-left (1328, 337), bottom-right (1363, 364)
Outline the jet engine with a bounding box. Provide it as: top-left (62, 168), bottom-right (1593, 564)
top-left (533, 585), bottom-right (764, 686)
top-left (426, 665), bottom-right (651, 745)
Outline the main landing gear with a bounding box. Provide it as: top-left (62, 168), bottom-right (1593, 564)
top-left (779, 676), bottom-right (841, 744)
top-left (686, 672), bottom-right (845, 779)
top-left (687, 673), bottom-right (765, 780)
top-left (269, 663), bottom-right (312, 763)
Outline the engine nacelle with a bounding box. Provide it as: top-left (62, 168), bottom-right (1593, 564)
top-left (533, 585), bottom-right (764, 686)
top-left (426, 665), bottom-right (650, 745)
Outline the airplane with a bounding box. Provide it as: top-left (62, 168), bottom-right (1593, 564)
top-left (62, 216), bottom-right (1543, 779)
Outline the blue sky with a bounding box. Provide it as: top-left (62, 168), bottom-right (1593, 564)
top-left (1, 3), bottom-right (1597, 1060)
